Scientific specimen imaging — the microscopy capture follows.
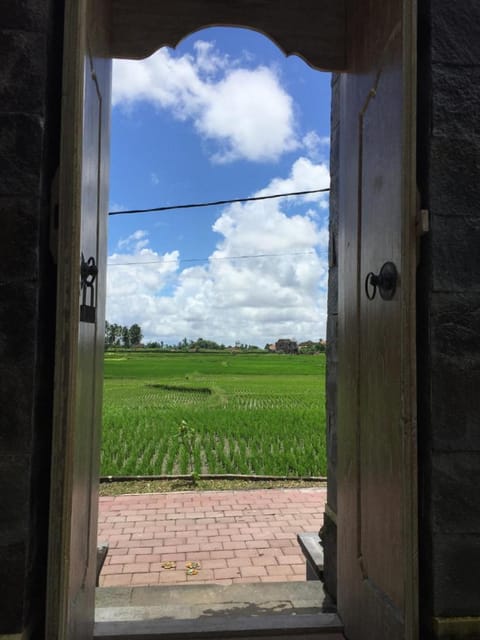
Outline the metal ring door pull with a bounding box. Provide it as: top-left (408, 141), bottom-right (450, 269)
top-left (365, 261), bottom-right (398, 301)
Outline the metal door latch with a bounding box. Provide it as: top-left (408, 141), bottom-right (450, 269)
top-left (80, 253), bottom-right (98, 323)
top-left (365, 261), bottom-right (398, 301)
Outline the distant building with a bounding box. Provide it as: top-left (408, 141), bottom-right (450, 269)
top-left (298, 339), bottom-right (326, 354)
top-left (275, 339), bottom-right (299, 354)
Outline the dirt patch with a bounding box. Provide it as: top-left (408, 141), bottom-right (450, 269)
top-left (99, 477), bottom-right (327, 496)
top-left (145, 384), bottom-right (212, 394)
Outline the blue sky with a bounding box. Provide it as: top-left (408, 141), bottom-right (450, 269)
top-left (107, 27), bottom-right (331, 346)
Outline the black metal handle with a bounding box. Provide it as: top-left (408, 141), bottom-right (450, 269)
top-left (80, 253), bottom-right (98, 323)
top-left (365, 272), bottom-right (379, 300)
top-left (81, 253), bottom-right (98, 286)
top-left (364, 261), bottom-right (398, 301)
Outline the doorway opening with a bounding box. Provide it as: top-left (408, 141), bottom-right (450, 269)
top-left (48, 2), bottom-right (418, 638)
top-left (97, 25), bottom-right (333, 606)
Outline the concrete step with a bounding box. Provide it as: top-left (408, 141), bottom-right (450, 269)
top-left (95, 582), bottom-right (343, 639)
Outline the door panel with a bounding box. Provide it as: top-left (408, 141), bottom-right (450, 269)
top-left (360, 41), bottom-right (404, 611)
top-left (337, 1), bottom-right (417, 639)
top-left (46, 1), bottom-right (111, 638)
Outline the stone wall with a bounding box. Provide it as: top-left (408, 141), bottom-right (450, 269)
top-left (417, 0), bottom-right (480, 635)
top-left (0, 0), bottom-right (62, 634)
top-left (321, 72), bottom-right (339, 602)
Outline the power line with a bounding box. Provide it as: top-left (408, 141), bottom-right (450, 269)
top-left (108, 187), bottom-right (330, 216)
top-left (107, 250), bottom-right (320, 267)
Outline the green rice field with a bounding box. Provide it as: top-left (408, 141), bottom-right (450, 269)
top-left (101, 351), bottom-right (326, 477)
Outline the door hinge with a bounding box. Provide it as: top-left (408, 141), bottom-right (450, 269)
top-left (416, 208), bottom-right (429, 236)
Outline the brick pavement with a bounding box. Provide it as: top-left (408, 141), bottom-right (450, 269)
top-left (97, 487), bottom-right (326, 588)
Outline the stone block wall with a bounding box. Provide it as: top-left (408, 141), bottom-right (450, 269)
top-left (0, 0), bottom-right (62, 634)
top-left (417, 0), bottom-right (480, 634)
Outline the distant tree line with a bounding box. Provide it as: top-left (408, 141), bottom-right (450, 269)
top-left (105, 321), bottom-right (143, 348)
top-left (144, 337), bottom-right (262, 352)
top-left (105, 323), bottom-right (325, 354)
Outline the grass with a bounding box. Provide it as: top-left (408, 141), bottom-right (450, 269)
top-left (101, 351), bottom-right (326, 478)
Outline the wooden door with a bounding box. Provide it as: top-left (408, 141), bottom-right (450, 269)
top-left (337, 1), bottom-right (417, 639)
top-left (46, 1), bottom-right (111, 638)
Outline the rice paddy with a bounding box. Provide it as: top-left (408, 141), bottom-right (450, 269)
top-left (101, 351), bottom-right (326, 477)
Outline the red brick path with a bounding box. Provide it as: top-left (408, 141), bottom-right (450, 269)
top-left (97, 487), bottom-right (326, 587)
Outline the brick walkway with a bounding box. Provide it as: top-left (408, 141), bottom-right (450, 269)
top-left (97, 487), bottom-right (326, 588)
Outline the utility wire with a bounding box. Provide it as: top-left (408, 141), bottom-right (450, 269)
top-left (108, 187), bottom-right (330, 216)
top-left (107, 250), bottom-right (320, 267)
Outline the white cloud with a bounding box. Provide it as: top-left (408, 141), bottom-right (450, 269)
top-left (106, 158), bottom-right (330, 345)
top-left (117, 229), bottom-right (150, 252)
top-left (193, 40), bottom-right (229, 75)
top-left (112, 43), bottom-right (298, 163)
top-left (256, 155), bottom-right (329, 201)
top-left (199, 67), bottom-right (298, 163)
top-left (109, 202), bottom-right (126, 213)
top-left (107, 246), bottom-right (180, 331)
top-left (302, 130), bottom-right (330, 161)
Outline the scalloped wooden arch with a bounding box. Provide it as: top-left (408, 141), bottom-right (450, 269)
top-left (108, 0), bottom-right (346, 71)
